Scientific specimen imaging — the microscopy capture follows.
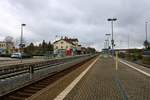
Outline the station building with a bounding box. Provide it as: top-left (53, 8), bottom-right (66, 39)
top-left (53, 37), bottom-right (81, 57)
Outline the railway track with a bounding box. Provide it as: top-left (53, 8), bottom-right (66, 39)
top-left (0, 56), bottom-right (96, 100)
top-left (0, 55), bottom-right (88, 79)
top-left (0, 61), bottom-right (64, 79)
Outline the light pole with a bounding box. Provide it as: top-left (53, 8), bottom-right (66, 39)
top-left (20, 23), bottom-right (26, 63)
top-left (104, 41), bottom-right (106, 49)
top-left (105, 34), bottom-right (111, 49)
top-left (128, 33), bottom-right (130, 49)
top-left (105, 40), bottom-right (108, 49)
top-left (107, 18), bottom-right (117, 55)
top-left (104, 40), bottom-right (108, 49)
top-left (145, 21), bottom-right (149, 49)
top-left (145, 22), bottom-right (148, 43)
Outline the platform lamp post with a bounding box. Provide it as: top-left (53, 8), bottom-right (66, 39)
top-left (105, 34), bottom-right (111, 49)
top-left (20, 23), bottom-right (26, 63)
top-left (144, 21), bottom-right (149, 49)
top-left (104, 40), bottom-right (107, 49)
top-left (107, 18), bottom-right (117, 55)
top-left (145, 22), bottom-right (148, 43)
top-left (105, 40), bottom-right (108, 49)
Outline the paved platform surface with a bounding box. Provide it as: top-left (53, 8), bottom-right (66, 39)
top-left (28, 56), bottom-right (150, 100)
top-left (64, 57), bottom-right (150, 100)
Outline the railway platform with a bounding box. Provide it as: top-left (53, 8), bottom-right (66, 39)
top-left (0, 55), bottom-right (150, 100)
top-left (29, 56), bottom-right (150, 100)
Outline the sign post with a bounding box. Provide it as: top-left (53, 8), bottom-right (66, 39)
top-left (116, 51), bottom-right (119, 70)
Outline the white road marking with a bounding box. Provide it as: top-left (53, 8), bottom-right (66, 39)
top-left (120, 60), bottom-right (150, 77)
top-left (54, 56), bottom-right (99, 100)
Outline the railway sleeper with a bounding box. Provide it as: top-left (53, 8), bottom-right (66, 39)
top-left (17, 91), bottom-right (32, 97)
top-left (28, 86), bottom-right (43, 90)
top-left (37, 82), bottom-right (50, 85)
top-left (9, 95), bottom-right (26, 100)
top-left (22, 89), bottom-right (37, 94)
top-left (33, 84), bottom-right (47, 88)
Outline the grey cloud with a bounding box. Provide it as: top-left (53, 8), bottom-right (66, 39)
top-left (0, 0), bottom-right (150, 50)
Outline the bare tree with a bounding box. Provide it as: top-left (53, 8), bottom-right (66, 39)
top-left (4, 36), bottom-right (13, 43)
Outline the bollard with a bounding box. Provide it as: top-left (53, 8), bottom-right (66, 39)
top-left (115, 51), bottom-right (119, 70)
top-left (29, 65), bottom-right (34, 79)
top-left (29, 65), bottom-right (34, 74)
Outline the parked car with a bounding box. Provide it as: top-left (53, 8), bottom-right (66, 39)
top-left (11, 53), bottom-right (32, 59)
top-left (11, 53), bottom-right (21, 58)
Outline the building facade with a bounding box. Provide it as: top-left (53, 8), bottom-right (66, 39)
top-left (0, 41), bottom-right (14, 54)
top-left (53, 37), bottom-right (81, 57)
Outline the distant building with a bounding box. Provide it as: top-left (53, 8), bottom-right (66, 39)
top-left (81, 47), bottom-right (88, 54)
top-left (53, 37), bottom-right (81, 57)
top-left (114, 49), bottom-right (143, 53)
top-left (0, 41), bottom-right (14, 54)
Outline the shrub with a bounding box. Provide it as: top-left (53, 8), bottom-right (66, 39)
top-left (142, 56), bottom-right (150, 65)
top-left (0, 54), bottom-right (11, 57)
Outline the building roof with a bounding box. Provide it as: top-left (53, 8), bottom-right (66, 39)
top-left (0, 41), bottom-right (5, 43)
top-left (67, 38), bottom-right (78, 42)
top-left (53, 38), bottom-right (79, 46)
top-left (0, 41), bottom-right (14, 44)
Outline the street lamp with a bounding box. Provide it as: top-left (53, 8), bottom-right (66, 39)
top-left (105, 34), bottom-right (111, 49)
top-left (145, 22), bottom-right (148, 42)
top-left (105, 39), bottom-right (109, 49)
top-left (20, 23), bottom-right (26, 63)
top-left (144, 21), bottom-right (149, 49)
top-left (107, 18), bottom-right (117, 55)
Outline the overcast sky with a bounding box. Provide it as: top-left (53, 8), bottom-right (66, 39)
top-left (0, 0), bottom-right (150, 50)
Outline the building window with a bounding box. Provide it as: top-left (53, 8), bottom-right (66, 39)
top-left (61, 46), bottom-right (63, 49)
top-left (66, 46), bottom-right (68, 49)
top-left (61, 41), bottom-right (63, 44)
top-left (56, 46), bottom-right (58, 49)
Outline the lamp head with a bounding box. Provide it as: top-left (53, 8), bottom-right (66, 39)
top-left (21, 24), bottom-right (26, 26)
